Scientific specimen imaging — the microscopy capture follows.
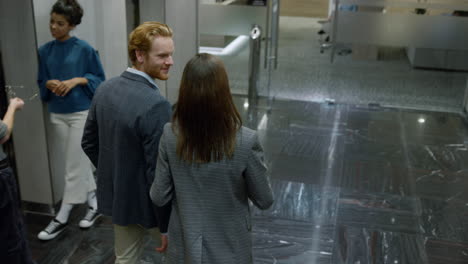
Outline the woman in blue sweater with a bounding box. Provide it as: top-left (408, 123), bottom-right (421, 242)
top-left (37, 0), bottom-right (105, 241)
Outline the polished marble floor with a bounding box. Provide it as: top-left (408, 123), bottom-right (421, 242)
top-left (24, 95), bottom-right (468, 263)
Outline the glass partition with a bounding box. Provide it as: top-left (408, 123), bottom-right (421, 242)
top-left (334, 0), bottom-right (468, 50)
top-left (199, 2), bottom-right (268, 95)
top-left (249, 0), bottom-right (468, 113)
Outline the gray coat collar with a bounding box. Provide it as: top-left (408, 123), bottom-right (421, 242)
top-left (121, 71), bottom-right (159, 92)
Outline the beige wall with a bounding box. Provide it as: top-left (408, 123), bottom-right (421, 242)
top-left (281, 0), bottom-right (329, 18)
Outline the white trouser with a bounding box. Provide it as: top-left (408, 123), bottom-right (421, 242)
top-left (49, 110), bottom-right (96, 204)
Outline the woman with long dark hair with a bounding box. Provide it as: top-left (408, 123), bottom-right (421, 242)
top-left (150, 53), bottom-right (273, 263)
top-left (37, 0), bottom-right (105, 240)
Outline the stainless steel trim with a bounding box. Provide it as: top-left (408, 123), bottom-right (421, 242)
top-left (273, 0), bottom-right (280, 69)
top-left (264, 0), bottom-right (271, 69)
top-left (331, 0), bottom-right (339, 63)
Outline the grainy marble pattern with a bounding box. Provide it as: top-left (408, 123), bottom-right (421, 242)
top-left (24, 96), bottom-right (468, 263)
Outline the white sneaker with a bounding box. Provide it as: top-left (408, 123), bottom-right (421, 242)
top-left (37, 219), bottom-right (67, 241)
top-left (79, 207), bottom-right (101, 229)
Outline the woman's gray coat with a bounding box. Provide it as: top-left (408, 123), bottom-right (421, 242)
top-left (150, 123), bottom-right (273, 264)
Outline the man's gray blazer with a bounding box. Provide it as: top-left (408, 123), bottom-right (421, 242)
top-left (82, 71), bottom-right (171, 230)
top-left (150, 123), bottom-right (274, 264)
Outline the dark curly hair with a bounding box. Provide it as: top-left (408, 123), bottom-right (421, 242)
top-left (51, 0), bottom-right (83, 26)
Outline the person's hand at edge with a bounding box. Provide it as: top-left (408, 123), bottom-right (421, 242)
top-left (9, 98), bottom-right (24, 111)
top-left (156, 234), bottom-right (168, 253)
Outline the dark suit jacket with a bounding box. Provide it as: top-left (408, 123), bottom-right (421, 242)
top-left (82, 71), bottom-right (171, 231)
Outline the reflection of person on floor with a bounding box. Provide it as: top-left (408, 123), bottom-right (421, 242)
top-left (0, 98), bottom-right (35, 264)
top-left (37, 0), bottom-right (105, 241)
top-left (150, 53), bottom-right (274, 264)
top-left (82, 22), bottom-right (174, 263)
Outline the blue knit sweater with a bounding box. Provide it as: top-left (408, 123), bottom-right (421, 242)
top-left (37, 36), bottom-right (105, 114)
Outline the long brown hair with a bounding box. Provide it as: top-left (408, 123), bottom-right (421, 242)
top-left (173, 53), bottom-right (242, 163)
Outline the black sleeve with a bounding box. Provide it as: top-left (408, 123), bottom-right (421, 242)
top-left (139, 100), bottom-right (172, 184)
top-left (0, 174), bottom-right (12, 258)
top-left (81, 98), bottom-right (99, 167)
top-left (138, 100), bottom-right (172, 231)
top-left (153, 202), bottom-right (171, 233)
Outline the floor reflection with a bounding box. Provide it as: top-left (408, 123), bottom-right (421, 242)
top-left (25, 96), bottom-right (468, 263)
